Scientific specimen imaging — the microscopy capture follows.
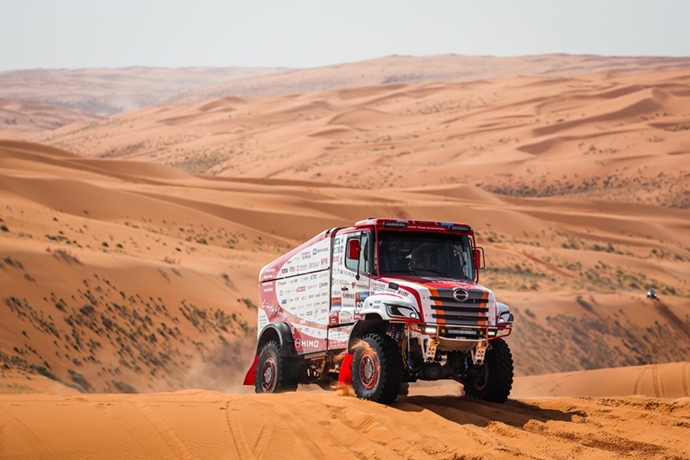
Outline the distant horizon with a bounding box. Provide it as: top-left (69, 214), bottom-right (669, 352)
top-left (3, 52), bottom-right (690, 73)
top-left (2, 0), bottom-right (688, 72)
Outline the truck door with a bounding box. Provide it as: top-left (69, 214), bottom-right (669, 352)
top-left (330, 231), bottom-right (372, 326)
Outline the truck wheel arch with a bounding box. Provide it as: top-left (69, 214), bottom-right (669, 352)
top-left (256, 322), bottom-right (296, 357)
top-left (347, 316), bottom-right (386, 353)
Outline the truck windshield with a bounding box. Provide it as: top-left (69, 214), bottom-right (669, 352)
top-left (377, 231), bottom-right (474, 279)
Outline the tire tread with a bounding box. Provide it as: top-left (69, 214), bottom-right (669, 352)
top-left (255, 340), bottom-right (299, 394)
top-left (463, 338), bottom-right (513, 403)
top-left (352, 333), bottom-right (403, 404)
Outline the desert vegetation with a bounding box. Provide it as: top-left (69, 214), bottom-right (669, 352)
top-left (2, 64), bottom-right (690, 396)
top-left (1, 269), bottom-right (256, 393)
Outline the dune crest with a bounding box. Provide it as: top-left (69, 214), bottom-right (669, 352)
top-left (1, 390), bottom-right (690, 459)
top-left (30, 67), bottom-right (690, 211)
top-left (2, 56), bottom-right (690, 459)
top-left (1, 138), bottom-right (689, 397)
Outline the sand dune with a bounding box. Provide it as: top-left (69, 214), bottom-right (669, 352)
top-left (2, 138), bottom-right (689, 393)
top-left (1, 387), bottom-right (690, 459)
top-left (0, 98), bottom-right (101, 138)
top-left (2, 55), bottom-right (690, 459)
top-left (34, 66), bottom-right (690, 212)
top-left (514, 361), bottom-right (690, 399)
top-left (5, 54), bottom-right (690, 119)
top-left (0, 67), bottom-right (285, 115)
top-left (168, 54), bottom-right (690, 103)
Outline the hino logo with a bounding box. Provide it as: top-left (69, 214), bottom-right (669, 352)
top-left (453, 288), bottom-right (469, 302)
top-left (295, 338), bottom-right (320, 349)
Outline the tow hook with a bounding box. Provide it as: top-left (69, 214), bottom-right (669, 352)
top-left (471, 340), bottom-right (489, 366)
top-left (424, 338), bottom-right (440, 362)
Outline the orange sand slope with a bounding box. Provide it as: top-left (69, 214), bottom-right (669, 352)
top-left (5, 55), bottom-right (690, 119)
top-left (2, 360), bottom-right (690, 459)
top-left (1, 138), bottom-right (690, 395)
top-left (1, 389), bottom-right (690, 459)
top-left (38, 66), bottom-right (690, 213)
top-left (513, 360), bottom-right (690, 399)
top-left (169, 53), bottom-right (690, 102)
top-left (0, 67), bottom-right (285, 115)
top-left (2, 57), bottom-right (690, 459)
top-left (0, 98), bottom-right (101, 138)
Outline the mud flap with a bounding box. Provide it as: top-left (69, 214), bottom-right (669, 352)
top-left (337, 353), bottom-right (354, 389)
top-left (243, 355), bottom-right (259, 386)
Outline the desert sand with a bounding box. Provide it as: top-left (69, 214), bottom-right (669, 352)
top-left (2, 386), bottom-right (690, 459)
top-left (0, 67), bottom-right (285, 115)
top-left (1, 55), bottom-right (690, 459)
top-left (4, 54), bottom-right (690, 118)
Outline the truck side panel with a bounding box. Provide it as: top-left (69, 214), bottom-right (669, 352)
top-left (257, 231), bottom-right (334, 355)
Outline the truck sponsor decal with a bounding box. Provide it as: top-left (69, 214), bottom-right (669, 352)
top-left (339, 311), bottom-right (353, 323)
top-left (260, 302), bottom-right (327, 331)
top-left (371, 280), bottom-right (388, 292)
top-left (329, 311), bottom-right (339, 324)
top-left (294, 337), bottom-right (320, 349)
top-left (293, 333), bottom-right (326, 351)
top-left (327, 325), bottom-right (353, 350)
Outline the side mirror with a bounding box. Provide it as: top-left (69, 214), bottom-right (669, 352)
top-left (473, 247), bottom-right (485, 270)
top-left (472, 247), bottom-right (484, 282)
top-left (347, 239), bottom-right (361, 260)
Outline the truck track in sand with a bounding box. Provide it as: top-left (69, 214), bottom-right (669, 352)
top-left (2, 392), bottom-right (690, 459)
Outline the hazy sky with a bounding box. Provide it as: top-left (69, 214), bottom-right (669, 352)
top-left (2, 0), bottom-right (689, 71)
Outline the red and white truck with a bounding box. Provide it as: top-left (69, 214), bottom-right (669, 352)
top-left (244, 218), bottom-right (514, 404)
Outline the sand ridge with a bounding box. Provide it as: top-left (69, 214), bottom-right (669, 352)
top-left (1, 55), bottom-right (690, 459)
top-left (1, 138), bottom-right (690, 393)
top-left (32, 66), bottom-right (690, 214)
top-left (1, 389), bottom-right (690, 459)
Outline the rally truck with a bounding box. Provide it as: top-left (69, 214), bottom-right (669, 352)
top-left (244, 218), bottom-right (514, 404)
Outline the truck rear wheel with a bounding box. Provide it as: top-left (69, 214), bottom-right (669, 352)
top-left (255, 340), bottom-right (299, 394)
top-left (462, 338), bottom-right (513, 403)
top-left (352, 332), bottom-right (403, 404)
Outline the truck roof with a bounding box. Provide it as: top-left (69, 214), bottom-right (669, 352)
top-left (354, 218), bottom-right (473, 233)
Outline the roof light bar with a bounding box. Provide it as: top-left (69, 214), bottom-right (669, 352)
top-left (450, 224), bottom-right (471, 232)
top-left (382, 220), bottom-right (407, 228)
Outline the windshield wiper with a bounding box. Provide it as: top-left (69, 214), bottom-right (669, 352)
top-left (415, 268), bottom-right (449, 277)
top-left (384, 270), bottom-right (417, 275)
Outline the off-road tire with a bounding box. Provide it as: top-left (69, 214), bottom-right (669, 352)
top-left (463, 338), bottom-right (513, 403)
top-left (398, 382), bottom-right (410, 397)
top-left (254, 340), bottom-right (299, 394)
top-left (352, 333), bottom-right (403, 404)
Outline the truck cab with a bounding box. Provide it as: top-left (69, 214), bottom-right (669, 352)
top-left (245, 218), bottom-right (514, 404)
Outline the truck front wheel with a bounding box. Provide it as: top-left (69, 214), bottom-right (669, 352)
top-left (255, 340), bottom-right (299, 393)
top-left (462, 338), bottom-right (513, 403)
top-left (352, 333), bottom-right (403, 404)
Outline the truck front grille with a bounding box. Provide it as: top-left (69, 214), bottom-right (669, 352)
top-left (428, 289), bottom-right (489, 327)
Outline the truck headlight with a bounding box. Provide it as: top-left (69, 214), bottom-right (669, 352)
top-left (497, 302), bottom-right (514, 324)
top-left (385, 303), bottom-right (419, 319)
top-left (498, 311), bottom-right (514, 324)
